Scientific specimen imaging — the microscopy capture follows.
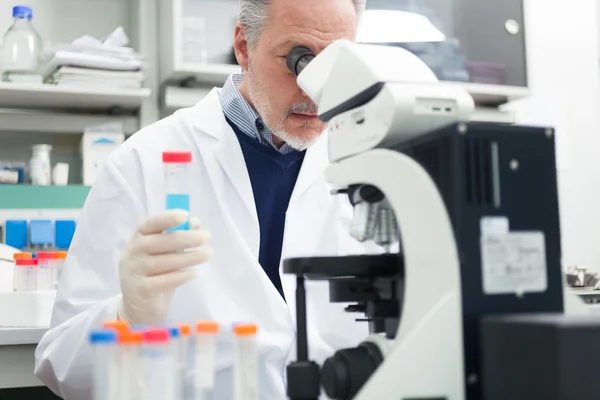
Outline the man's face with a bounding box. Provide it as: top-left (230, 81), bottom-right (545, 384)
top-left (237, 0), bottom-right (358, 150)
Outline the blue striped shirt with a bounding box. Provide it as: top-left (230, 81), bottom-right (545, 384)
top-left (218, 73), bottom-right (295, 155)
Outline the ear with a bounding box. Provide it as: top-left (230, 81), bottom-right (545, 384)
top-left (233, 22), bottom-right (250, 71)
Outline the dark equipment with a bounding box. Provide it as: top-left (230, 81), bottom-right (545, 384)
top-left (284, 122), bottom-right (568, 400)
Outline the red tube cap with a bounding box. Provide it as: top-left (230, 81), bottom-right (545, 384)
top-left (162, 151), bottom-right (192, 163)
top-left (16, 259), bottom-right (38, 266)
top-left (143, 328), bottom-right (169, 343)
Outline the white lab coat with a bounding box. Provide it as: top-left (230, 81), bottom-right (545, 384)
top-left (34, 88), bottom-right (373, 400)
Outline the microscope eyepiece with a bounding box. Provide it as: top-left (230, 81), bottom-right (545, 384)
top-left (287, 46), bottom-right (315, 76)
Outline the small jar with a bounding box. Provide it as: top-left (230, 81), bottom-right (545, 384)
top-left (30, 144), bottom-right (52, 186)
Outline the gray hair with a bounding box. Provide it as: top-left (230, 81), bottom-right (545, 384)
top-left (239, 0), bottom-right (366, 48)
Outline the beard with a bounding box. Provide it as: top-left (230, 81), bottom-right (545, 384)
top-left (246, 68), bottom-right (325, 151)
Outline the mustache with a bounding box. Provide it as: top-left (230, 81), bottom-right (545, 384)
top-left (286, 101), bottom-right (318, 116)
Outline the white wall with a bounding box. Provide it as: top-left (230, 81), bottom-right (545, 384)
top-left (507, 0), bottom-right (600, 271)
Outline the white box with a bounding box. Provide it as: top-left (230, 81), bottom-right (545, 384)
top-left (0, 292), bottom-right (56, 328)
top-left (81, 131), bottom-right (125, 186)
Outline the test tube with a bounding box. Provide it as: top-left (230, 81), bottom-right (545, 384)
top-left (141, 328), bottom-right (175, 400)
top-left (167, 326), bottom-right (183, 400)
top-left (36, 252), bottom-right (56, 291)
top-left (179, 324), bottom-right (193, 400)
top-left (13, 259), bottom-right (37, 291)
top-left (118, 330), bottom-right (144, 400)
top-left (89, 329), bottom-right (119, 400)
top-left (233, 324), bottom-right (259, 400)
top-left (194, 321), bottom-right (220, 400)
top-left (163, 151), bottom-right (192, 232)
top-left (53, 251), bottom-right (67, 288)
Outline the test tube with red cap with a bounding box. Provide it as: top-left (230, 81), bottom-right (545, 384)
top-left (36, 252), bottom-right (56, 291)
top-left (142, 328), bottom-right (175, 400)
top-left (233, 324), bottom-right (259, 400)
top-left (194, 321), bottom-right (220, 400)
top-left (13, 258), bottom-right (37, 291)
top-left (163, 151), bottom-right (192, 232)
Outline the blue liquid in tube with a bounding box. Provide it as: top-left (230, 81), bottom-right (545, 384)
top-left (166, 194), bottom-right (190, 232)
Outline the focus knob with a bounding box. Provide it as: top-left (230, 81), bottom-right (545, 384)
top-left (320, 342), bottom-right (383, 400)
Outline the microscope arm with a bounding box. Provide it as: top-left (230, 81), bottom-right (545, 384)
top-left (326, 149), bottom-right (466, 399)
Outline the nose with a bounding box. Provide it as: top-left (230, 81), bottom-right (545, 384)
top-left (301, 90), bottom-right (310, 98)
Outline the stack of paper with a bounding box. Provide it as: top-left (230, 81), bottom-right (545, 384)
top-left (42, 27), bottom-right (146, 90)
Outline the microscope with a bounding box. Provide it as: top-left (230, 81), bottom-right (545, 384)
top-left (283, 40), bottom-right (600, 400)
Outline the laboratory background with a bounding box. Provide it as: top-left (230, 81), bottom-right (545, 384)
top-left (0, 0), bottom-right (599, 399)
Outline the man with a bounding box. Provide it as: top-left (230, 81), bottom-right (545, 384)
top-left (35, 0), bottom-right (371, 398)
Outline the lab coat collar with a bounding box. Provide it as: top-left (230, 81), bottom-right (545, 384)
top-left (191, 88), bottom-right (228, 140)
top-left (190, 88), bottom-right (259, 228)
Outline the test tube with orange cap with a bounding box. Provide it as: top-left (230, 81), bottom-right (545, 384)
top-left (178, 324), bottom-right (193, 399)
top-left (195, 321), bottom-right (220, 400)
top-left (117, 330), bottom-right (144, 400)
top-left (53, 251), bottom-right (67, 288)
top-left (103, 320), bottom-right (130, 334)
top-left (233, 324), bottom-right (259, 400)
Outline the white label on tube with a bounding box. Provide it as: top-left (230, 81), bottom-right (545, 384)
top-left (195, 336), bottom-right (216, 389)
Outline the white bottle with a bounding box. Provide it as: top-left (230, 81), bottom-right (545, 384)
top-left (30, 144), bottom-right (52, 185)
top-left (2, 6), bottom-right (43, 80)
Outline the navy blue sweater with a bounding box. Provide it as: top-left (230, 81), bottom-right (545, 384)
top-left (226, 118), bottom-right (306, 300)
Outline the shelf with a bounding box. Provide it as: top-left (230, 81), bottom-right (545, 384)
top-left (444, 82), bottom-right (530, 107)
top-left (0, 109), bottom-right (140, 135)
top-left (162, 86), bottom-right (213, 110)
top-left (166, 63), bottom-right (241, 86)
top-left (0, 83), bottom-right (151, 113)
top-left (0, 185), bottom-right (90, 209)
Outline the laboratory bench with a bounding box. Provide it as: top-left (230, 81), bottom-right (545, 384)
top-left (0, 327), bottom-right (59, 399)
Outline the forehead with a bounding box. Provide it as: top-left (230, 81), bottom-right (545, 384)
top-left (266, 0), bottom-right (358, 52)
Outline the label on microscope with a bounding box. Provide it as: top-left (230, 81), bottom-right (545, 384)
top-left (481, 231), bottom-right (548, 295)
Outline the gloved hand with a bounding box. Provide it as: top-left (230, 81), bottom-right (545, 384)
top-left (117, 210), bottom-right (212, 325)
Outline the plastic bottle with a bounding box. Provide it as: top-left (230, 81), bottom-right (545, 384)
top-left (195, 321), bottom-right (220, 400)
top-left (89, 329), bottom-right (119, 400)
top-left (2, 6), bottom-right (42, 81)
top-left (162, 152), bottom-right (192, 232)
top-left (141, 328), bottom-right (175, 400)
top-left (13, 258), bottom-right (37, 291)
top-left (30, 144), bottom-right (52, 186)
top-left (117, 330), bottom-right (144, 400)
top-left (35, 251), bottom-right (55, 291)
top-left (233, 324), bottom-right (259, 400)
